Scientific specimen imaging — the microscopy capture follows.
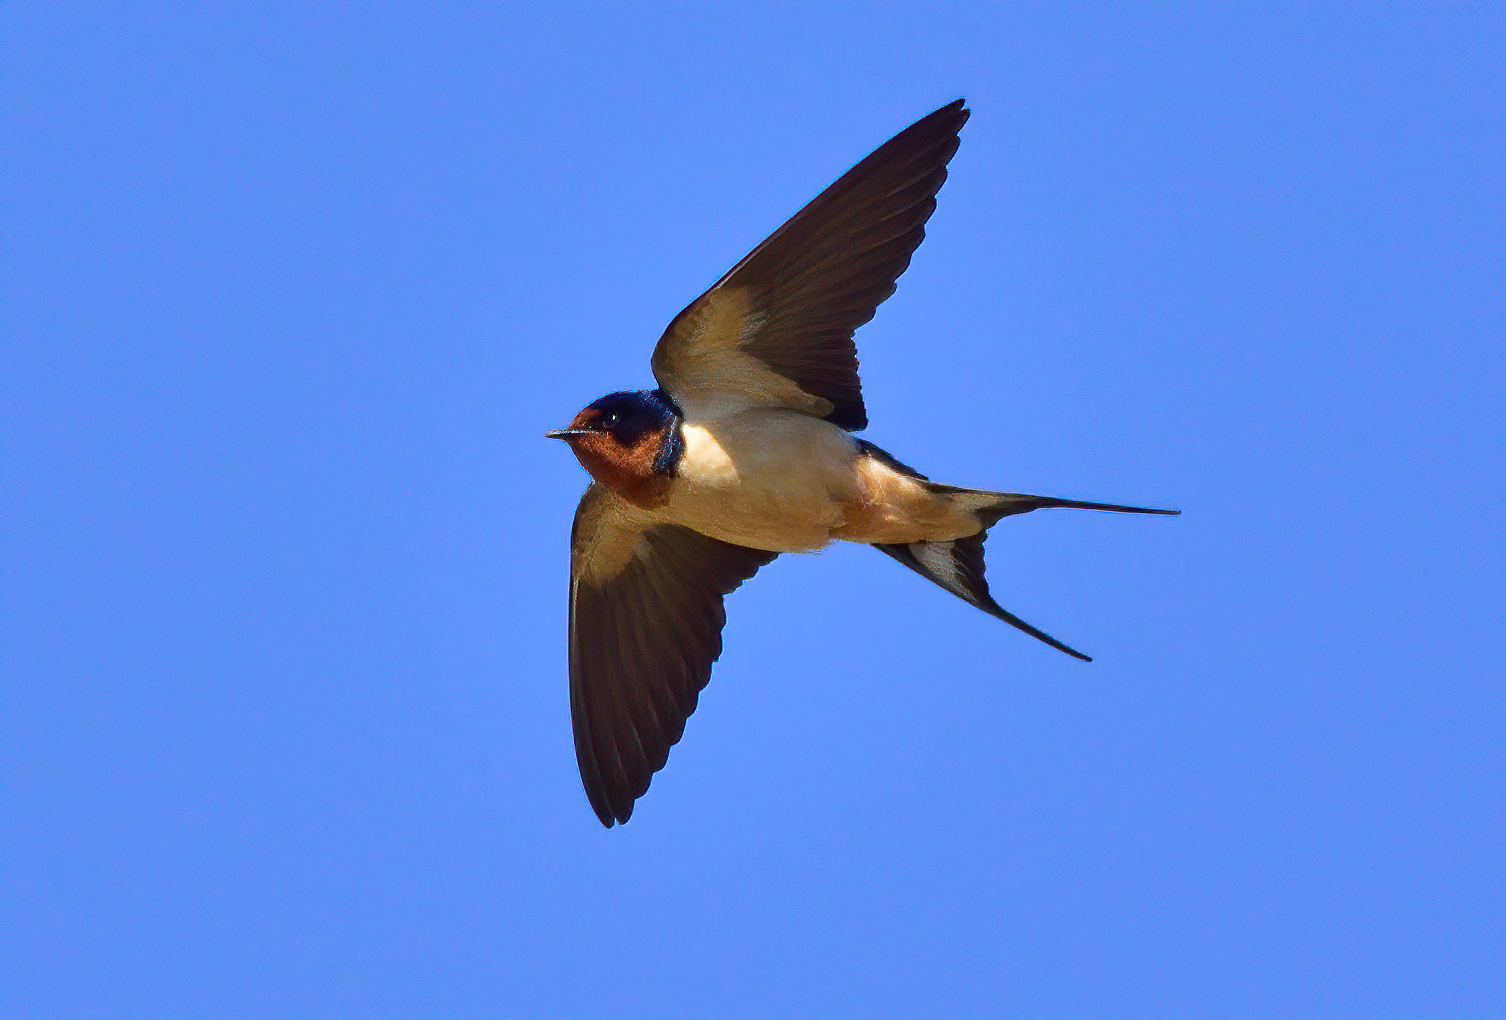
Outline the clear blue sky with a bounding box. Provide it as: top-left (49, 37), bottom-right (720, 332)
top-left (4, 4), bottom-right (1501, 1018)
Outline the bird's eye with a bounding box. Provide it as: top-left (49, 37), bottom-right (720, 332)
top-left (602, 413), bottom-right (619, 429)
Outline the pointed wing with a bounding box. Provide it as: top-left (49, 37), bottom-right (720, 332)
top-left (651, 99), bottom-right (970, 431)
top-left (568, 485), bottom-right (777, 827)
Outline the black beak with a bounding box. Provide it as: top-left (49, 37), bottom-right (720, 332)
top-left (546, 428), bottom-right (593, 440)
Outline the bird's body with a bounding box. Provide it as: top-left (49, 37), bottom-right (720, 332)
top-left (673, 408), bottom-right (988, 552)
top-left (672, 409), bottom-right (855, 551)
top-left (550, 100), bottom-right (1178, 826)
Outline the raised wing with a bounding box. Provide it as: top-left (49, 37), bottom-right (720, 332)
top-left (651, 99), bottom-right (970, 430)
top-left (569, 485), bottom-right (777, 827)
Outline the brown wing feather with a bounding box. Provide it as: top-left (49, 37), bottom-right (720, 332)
top-left (569, 486), bottom-right (777, 827)
top-left (652, 99), bottom-right (970, 431)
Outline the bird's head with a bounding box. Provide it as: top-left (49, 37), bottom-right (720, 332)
top-left (548, 390), bottom-right (683, 508)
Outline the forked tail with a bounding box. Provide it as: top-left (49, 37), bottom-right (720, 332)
top-left (873, 484), bottom-right (1179, 661)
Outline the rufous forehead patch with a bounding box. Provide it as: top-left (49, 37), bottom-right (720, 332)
top-left (569, 405), bottom-right (603, 429)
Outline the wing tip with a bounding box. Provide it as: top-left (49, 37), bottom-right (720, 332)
top-left (585, 783), bottom-right (633, 828)
top-left (929, 97), bottom-right (970, 129)
top-left (907, 98), bottom-right (970, 141)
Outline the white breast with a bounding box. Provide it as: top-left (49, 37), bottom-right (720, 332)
top-left (664, 409), bottom-right (859, 552)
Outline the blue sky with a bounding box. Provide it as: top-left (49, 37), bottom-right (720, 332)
top-left (4, 4), bottom-right (1502, 1018)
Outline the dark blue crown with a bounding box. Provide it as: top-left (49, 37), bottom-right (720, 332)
top-left (587, 389), bottom-right (684, 475)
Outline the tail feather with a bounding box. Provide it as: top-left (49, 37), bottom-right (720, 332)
top-left (874, 485), bottom-right (1179, 661)
top-left (873, 536), bottom-right (1093, 661)
top-left (928, 485), bottom-right (1181, 527)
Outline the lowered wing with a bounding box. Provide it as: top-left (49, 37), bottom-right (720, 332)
top-left (568, 485), bottom-right (777, 826)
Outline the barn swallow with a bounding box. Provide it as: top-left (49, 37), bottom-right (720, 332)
top-left (550, 99), bottom-right (1178, 827)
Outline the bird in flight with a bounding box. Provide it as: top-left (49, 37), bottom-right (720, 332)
top-left (550, 99), bottom-right (1178, 827)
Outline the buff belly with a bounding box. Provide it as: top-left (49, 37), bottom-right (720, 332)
top-left (662, 410), bottom-right (857, 552)
top-left (663, 409), bottom-right (984, 552)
